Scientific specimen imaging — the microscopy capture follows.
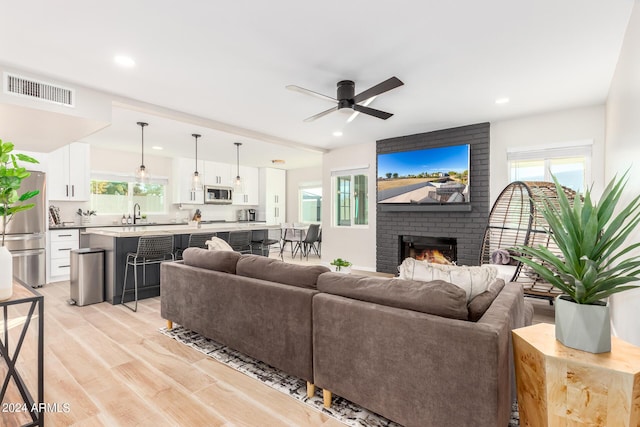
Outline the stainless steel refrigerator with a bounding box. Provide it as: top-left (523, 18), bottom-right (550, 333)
top-left (1, 171), bottom-right (46, 288)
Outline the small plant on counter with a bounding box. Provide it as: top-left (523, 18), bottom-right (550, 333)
top-left (330, 258), bottom-right (352, 271)
top-left (76, 209), bottom-right (97, 217)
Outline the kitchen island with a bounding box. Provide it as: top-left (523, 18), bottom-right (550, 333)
top-left (81, 223), bottom-right (280, 304)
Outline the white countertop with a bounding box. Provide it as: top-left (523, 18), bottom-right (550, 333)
top-left (82, 222), bottom-right (280, 238)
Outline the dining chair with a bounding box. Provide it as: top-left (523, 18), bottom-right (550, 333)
top-left (302, 224), bottom-right (321, 260)
top-left (122, 235), bottom-right (175, 312)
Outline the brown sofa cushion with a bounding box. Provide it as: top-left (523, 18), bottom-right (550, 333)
top-left (467, 279), bottom-right (506, 322)
top-left (182, 247), bottom-right (241, 274)
top-left (317, 272), bottom-right (469, 320)
top-left (236, 255), bottom-right (329, 289)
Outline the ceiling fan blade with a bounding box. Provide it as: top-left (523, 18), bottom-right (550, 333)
top-left (346, 96), bottom-right (376, 123)
top-left (303, 106), bottom-right (339, 122)
top-left (353, 76), bottom-right (404, 104)
top-left (352, 104), bottom-right (393, 120)
top-left (286, 85), bottom-right (336, 103)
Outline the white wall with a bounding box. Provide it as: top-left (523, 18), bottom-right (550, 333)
top-left (286, 166), bottom-right (322, 223)
top-left (605, 1), bottom-right (640, 346)
top-left (322, 142), bottom-right (376, 271)
top-left (490, 105), bottom-right (606, 205)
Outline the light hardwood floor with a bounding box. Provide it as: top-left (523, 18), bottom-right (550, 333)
top-left (1, 279), bottom-right (344, 427)
top-left (2, 251), bottom-right (554, 427)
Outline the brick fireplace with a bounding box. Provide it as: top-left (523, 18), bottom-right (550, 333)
top-left (376, 123), bottom-right (490, 274)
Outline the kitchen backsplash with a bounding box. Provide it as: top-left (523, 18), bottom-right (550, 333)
top-left (51, 200), bottom-right (252, 226)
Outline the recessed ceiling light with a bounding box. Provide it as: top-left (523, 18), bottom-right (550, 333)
top-left (114, 55), bottom-right (135, 67)
top-left (333, 131), bottom-right (343, 137)
top-left (495, 97), bottom-right (510, 105)
top-left (151, 146), bottom-right (163, 150)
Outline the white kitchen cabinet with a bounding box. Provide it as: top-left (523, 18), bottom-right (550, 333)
top-left (48, 143), bottom-right (90, 201)
top-left (173, 157), bottom-right (205, 204)
top-left (259, 168), bottom-right (286, 223)
top-left (232, 166), bottom-right (259, 205)
top-left (204, 161), bottom-right (232, 186)
top-left (47, 229), bottom-right (79, 282)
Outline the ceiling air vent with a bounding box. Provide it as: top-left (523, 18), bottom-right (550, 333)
top-left (4, 73), bottom-right (75, 107)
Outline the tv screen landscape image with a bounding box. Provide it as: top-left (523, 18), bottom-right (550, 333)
top-left (377, 144), bottom-right (470, 204)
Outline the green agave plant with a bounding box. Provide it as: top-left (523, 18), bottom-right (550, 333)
top-left (0, 139), bottom-right (40, 246)
top-left (514, 171), bottom-right (640, 305)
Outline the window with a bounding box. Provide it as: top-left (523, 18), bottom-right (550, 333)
top-left (508, 143), bottom-right (591, 192)
top-left (333, 169), bottom-right (368, 227)
top-left (90, 174), bottom-right (168, 215)
top-left (299, 186), bottom-right (322, 223)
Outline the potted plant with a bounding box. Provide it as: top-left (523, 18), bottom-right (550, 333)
top-left (0, 139), bottom-right (40, 300)
top-left (515, 172), bottom-right (640, 353)
top-left (330, 258), bottom-right (352, 273)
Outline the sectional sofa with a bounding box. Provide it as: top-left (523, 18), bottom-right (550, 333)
top-left (160, 249), bottom-right (532, 427)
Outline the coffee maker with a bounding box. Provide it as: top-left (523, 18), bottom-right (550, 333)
top-left (248, 209), bottom-right (256, 221)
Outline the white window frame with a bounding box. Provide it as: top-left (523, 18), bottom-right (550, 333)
top-left (90, 171), bottom-right (169, 215)
top-left (507, 141), bottom-right (592, 192)
top-left (331, 166), bottom-right (369, 228)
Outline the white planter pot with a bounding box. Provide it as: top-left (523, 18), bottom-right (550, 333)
top-left (0, 246), bottom-right (13, 301)
top-left (555, 295), bottom-right (611, 353)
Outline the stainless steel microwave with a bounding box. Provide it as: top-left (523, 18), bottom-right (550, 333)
top-left (204, 186), bottom-right (233, 204)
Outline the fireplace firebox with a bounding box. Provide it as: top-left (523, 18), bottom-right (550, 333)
top-left (399, 235), bottom-right (457, 265)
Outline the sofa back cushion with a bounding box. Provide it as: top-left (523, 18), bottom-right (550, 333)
top-left (317, 272), bottom-right (469, 320)
top-left (182, 247), bottom-right (241, 274)
top-left (236, 255), bottom-right (330, 289)
top-left (398, 258), bottom-right (497, 302)
top-left (467, 279), bottom-right (506, 322)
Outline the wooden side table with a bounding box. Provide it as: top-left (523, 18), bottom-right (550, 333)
top-left (512, 323), bottom-right (640, 427)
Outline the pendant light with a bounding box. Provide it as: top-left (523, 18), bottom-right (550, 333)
top-left (233, 142), bottom-right (244, 193)
top-left (135, 122), bottom-right (149, 182)
top-left (191, 133), bottom-right (202, 190)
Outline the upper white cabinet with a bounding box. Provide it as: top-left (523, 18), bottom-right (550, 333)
top-left (173, 157), bottom-right (205, 204)
top-left (48, 142), bottom-right (90, 201)
top-left (232, 166), bottom-right (259, 205)
top-left (204, 161), bottom-right (231, 186)
top-left (259, 168), bottom-right (286, 223)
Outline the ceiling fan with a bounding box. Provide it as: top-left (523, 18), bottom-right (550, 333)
top-left (286, 76), bottom-right (404, 122)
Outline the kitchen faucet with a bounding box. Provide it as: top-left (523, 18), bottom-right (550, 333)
top-left (133, 203), bottom-right (141, 225)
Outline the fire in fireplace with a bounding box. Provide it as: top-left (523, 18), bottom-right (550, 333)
top-left (400, 235), bottom-right (457, 265)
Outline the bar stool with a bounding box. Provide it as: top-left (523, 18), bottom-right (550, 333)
top-left (228, 230), bottom-right (253, 254)
top-left (176, 232), bottom-right (216, 259)
top-left (121, 235), bottom-right (175, 312)
top-left (251, 229), bottom-right (281, 257)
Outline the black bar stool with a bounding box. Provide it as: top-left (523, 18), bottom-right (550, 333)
top-left (121, 235), bottom-right (174, 312)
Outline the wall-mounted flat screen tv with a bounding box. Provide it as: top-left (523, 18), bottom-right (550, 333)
top-left (377, 144), bottom-right (470, 204)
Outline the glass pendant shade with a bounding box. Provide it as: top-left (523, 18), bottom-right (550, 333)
top-left (192, 171), bottom-right (201, 191)
top-left (136, 122), bottom-right (149, 182)
top-left (234, 142), bottom-right (243, 192)
top-left (191, 134), bottom-right (202, 191)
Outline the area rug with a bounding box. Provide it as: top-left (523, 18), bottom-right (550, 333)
top-left (160, 326), bottom-right (520, 426)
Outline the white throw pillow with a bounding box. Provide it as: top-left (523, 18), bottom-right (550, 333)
top-left (205, 237), bottom-right (234, 252)
top-left (398, 258), bottom-right (497, 301)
